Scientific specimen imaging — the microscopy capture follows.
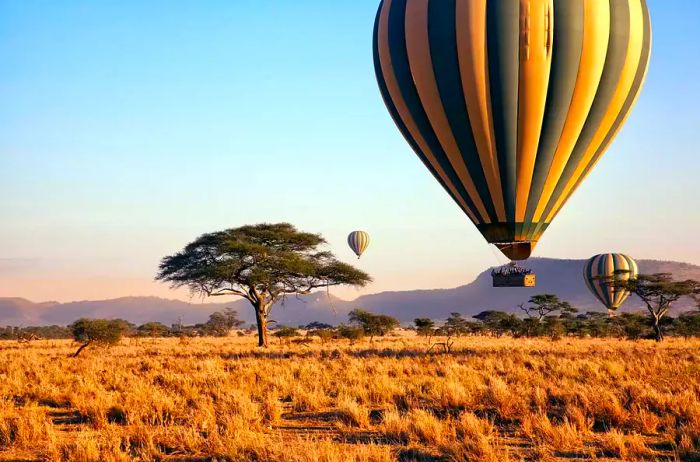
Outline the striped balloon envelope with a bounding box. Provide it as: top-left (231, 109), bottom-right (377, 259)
top-left (347, 231), bottom-right (371, 258)
top-left (583, 254), bottom-right (639, 313)
top-left (372, 0), bottom-right (651, 260)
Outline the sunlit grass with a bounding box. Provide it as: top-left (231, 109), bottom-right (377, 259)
top-left (1, 334), bottom-right (699, 461)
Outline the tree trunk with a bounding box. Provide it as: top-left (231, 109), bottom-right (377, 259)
top-left (653, 316), bottom-right (664, 342)
top-left (255, 308), bottom-right (268, 348)
top-left (72, 341), bottom-right (91, 358)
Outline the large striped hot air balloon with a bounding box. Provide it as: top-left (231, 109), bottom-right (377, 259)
top-left (583, 253), bottom-right (639, 314)
top-left (348, 231), bottom-right (371, 258)
top-left (373, 0), bottom-right (651, 260)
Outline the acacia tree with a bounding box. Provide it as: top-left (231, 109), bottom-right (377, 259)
top-left (137, 322), bottom-right (170, 338)
top-left (474, 311), bottom-right (522, 337)
top-left (414, 318), bottom-right (435, 340)
top-left (203, 308), bottom-right (245, 337)
top-left (348, 309), bottom-right (399, 342)
top-left (518, 294), bottom-right (577, 322)
top-left (442, 312), bottom-right (480, 336)
top-left (70, 318), bottom-right (131, 357)
top-left (615, 273), bottom-right (700, 342)
top-left (431, 313), bottom-right (472, 353)
top-left (156, 223), bottom-right (371, 348)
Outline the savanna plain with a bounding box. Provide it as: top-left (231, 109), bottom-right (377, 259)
top-left (2, 334), bottom-right (699, 462)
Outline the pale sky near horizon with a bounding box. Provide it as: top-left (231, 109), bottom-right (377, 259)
top-left (1, 1), bottom-right (699, 304)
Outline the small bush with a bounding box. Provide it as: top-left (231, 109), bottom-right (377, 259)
top-left (337, 325), bottom-right (365, 344)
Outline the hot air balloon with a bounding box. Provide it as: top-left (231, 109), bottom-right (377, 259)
top-left (348, 231), bottom-right (370, 258)
top-left (584, 253), bottom-right (638, 314)
top-left (372, 0), bottom-right (651, 262)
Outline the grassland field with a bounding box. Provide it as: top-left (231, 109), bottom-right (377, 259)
top-left (1, 333), bottom-right (700, 462)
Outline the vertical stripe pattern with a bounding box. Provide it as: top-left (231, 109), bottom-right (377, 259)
top-left (348, 231), bottom-right (371, 258)
top-left (583, 253), bottom-right (638, 312)
top-left (373, 0), bottom-right (651, 260)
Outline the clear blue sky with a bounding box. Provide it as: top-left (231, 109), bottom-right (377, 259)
top-left (1, 1), bottom-right (699, 302)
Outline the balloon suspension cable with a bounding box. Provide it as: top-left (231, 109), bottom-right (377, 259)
top-left (325, 279), bottom-right (338, 317)
top-left (488, 243), bottom-right (507, 267)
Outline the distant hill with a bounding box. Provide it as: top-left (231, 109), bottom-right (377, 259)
top-left (353, 258), bottom-right (700, 321)
top-left (0, 297), bottom-right (228, 327)
top-left (1, 258), bottom-right (698, 326)
top-left (0, 293), bottom-right (353, 327)
top-left (0, 298), bottom-right (59, 326)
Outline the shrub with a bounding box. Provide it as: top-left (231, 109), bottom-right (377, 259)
top-left (337, 325), bottom-right (365, 344)
top-left (273, 327), bottom-right (299, 345)
top-left (309, 328), bottom-right (335, 345)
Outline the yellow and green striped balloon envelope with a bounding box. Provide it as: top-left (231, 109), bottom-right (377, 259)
top-left (583, 253), bottom-right (639, 313)
top-left (373, 0), bottom-right (651, 260)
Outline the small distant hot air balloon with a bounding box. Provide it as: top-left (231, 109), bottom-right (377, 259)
top-left (348, 231), bottom-right (370, 258)
top-left (373, 0), bottom-right (651, 262)
top-left (583, 254), bottom-right (638, 315)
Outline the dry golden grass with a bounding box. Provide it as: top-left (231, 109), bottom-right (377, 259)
top-left (1, 334), bottom-right (699, 461)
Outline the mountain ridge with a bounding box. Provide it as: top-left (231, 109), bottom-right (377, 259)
top-left (2, 258), bottom-right (698, 326)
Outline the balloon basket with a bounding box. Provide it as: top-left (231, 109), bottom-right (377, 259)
top-left (491, 263), bottom-right (536, 288)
